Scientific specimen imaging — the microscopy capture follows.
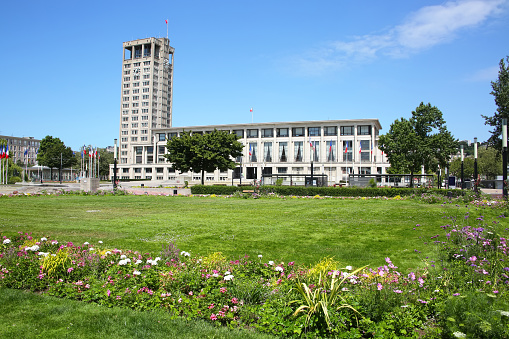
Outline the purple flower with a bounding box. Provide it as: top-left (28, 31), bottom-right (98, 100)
top-left (377, 283), bottom-right (383, 291)
top-left (453, 293), bottom-right (460, 296)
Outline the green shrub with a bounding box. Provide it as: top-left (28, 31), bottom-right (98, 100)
top-left (8, 176), bottom-right (21, 184)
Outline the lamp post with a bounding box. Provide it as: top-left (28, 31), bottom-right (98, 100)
top-left (460, 145), bottom-right (464, 190)
top-left (503, 119), bottom-right (507, 198)
top-left (113, 139), bottom-right (118, 190)
top-left (473, 137), bottom-right (478, 193)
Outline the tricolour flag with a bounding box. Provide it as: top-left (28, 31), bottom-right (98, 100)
top-left (249, 144), bottom-right (252, 156)
top-left (5, 145), bottom-right (8, 159)
top-left (0, 146), bottom-right (4, 159)
top-left (309, 136), bottom-right (313, 150)
top-left (165, 19), bottom-right (168, 24)
top-left (371, 144), bottom-right (373, 155)
top-left (344, 144), bottom-right (348, 153)
top-left (24, 148), bottom-right (28, 156)
top-left (249, 107), bottom-right (253, 112)
top-left (359, 141), bottom-right (362, 154)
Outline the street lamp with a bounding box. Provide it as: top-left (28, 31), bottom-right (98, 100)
top-left (460, 145), bottom-right (464, 190)
top-left (503, 119), bottom-right (507, 198)
top-left (113, 139), bottom-right (118, 190)
top-left (473, 137), bottom-right (478, 193)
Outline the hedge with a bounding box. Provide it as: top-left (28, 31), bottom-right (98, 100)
top-left (190, 185), bottom-right (466, 198)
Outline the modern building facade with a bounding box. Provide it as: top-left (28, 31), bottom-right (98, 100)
top-left (112, 119), bottom-right (389, 185)
top-left (118, 37), bottom-right (174, 167)
top-left (0, 135), bottom-right (40, 165)
top-left (111, 37), bottom-right (389, 185)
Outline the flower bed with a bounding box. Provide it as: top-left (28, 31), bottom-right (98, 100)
top-left (1, 206), bottom-right (509, 337)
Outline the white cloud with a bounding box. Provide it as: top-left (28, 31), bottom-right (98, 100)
top-left (466, 65), bottom-right (500, 82)
top-left (292, 0), bottom-right (505, 74)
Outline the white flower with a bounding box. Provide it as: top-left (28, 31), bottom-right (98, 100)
top-left (498, 310), bottom-right (509, 317)
top-left (268, 261), bottom-right (274, 266)
top-left (118, 259), bottom-right (129, 266)
top-left (212, 273), bottom-right (219, 278)
top-left (40, 237), bottom-right (47, 242)
top-left (51, 240), bottom-right (58, 245)
top-left (180, 251), bottom-right (190, 257)
top-left (224, 274), bottom-right (234, 281)
top-left (453, 332), bottom-right (466, 338)
top-left (258, 254), bottom-right (263, 258)
top-left (84, 242), bottom-right (89, 245)
top-left (51, 254), bottom-right (56, 257)
top-left (3, 239), bottom-right (11, 245)
top-left (135, 259), bottom-right (142, 265)
top-left (89, 248), bottom-right (94, 251)
top-left (154, 257), bottom-right (161, 262)
top-left (133, 270), bottom-right (141, 276)
top-left (224, 271), bottom-right (231, 275)
top-left (147, 259), bottom-right (157, 265)
top-left (38, 252), bottom-right (49, 257)
top-left (98, 240), bottom-right (103, 244)
top-left (105, 251), bottom-right (112, 255)
top-left (275, 266), bottom-right (284, 272)
top-left (120, 255), bottom-right (127, 259)
top-left (345, 266), bottom-right (353, 271)
top-left (26, 245), bottom-right (40, 251)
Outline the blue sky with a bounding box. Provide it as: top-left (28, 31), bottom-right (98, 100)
top-left (1, 0), bottom-right (508, 150)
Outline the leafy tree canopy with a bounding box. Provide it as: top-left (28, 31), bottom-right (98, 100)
top-left (449, 146), bottom-right (502, 180)
top-left (482, 56), bottom-right (509, 151)
top-left (37, 136), bottom-right (77, 170)
top-left (164, 130), bottom-right (244, 185)
top-left (379, 102), bottom-right (458, 178)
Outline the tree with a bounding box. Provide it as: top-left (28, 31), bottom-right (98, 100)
top-left (379, 102), bottom-right (458, 186)
top-left (98, 148), bottom-right (114, 179)
top-left (37, 136), bottom-right (77, 180)
top-left (449, 146), bottom-right (502, 180)
top-left (483, 56), bottom-right (509, 151)
top-left (164, 130), bottom-right (244, 185)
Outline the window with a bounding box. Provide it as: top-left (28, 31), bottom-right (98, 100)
top-left (123, 84), bottom-right (130, 88)
top-left (122, 117), bottom-right (128, 122)
top-left (262, 128), bottom-right (273, 138)
top-left (133, 62), bottom-right (141, 66)
top-left (131, 109), bottom-right (138, 114)
top-left (247, 129), bottom-right (258, 138)
top-left (360, 140), bottom-right (370, 161)
top-left (124, 70), bottom-right (130, 75)
top-left (294, 141), bottom-right (303, 162)
top-left (144, 61), bottom-right (150, 65)
top-left (132, 103), bottom-right (139, 107)
top-left (159, 146), bottom-right (165, 154)
top-left (133, 82), bottom-right (139, 87)
top-left (132, 96), bottom-right (139, 101)
top-left (279, 142), bottom-right (288, 162)
top-left (277, 167), bottom-right (287, 174)
top-left (343, 140), bottom-right (353, 161)
top-left (142, 95), bottom-right (149, 99)
top-left (142, 115), bottom-right (149, 120)
top-left (143, 88), bottom-right (150, 93)
top-left (123, 97), bottom-right (129, 101)
top-left (310, 140), bottom-right (319, 161)
top-left (159, 133), bottom-right (166, 141)
top-left (168, 132), bottom-right (177, 139)
top-left (308, 127), bottom-right (320, 136)
top-left (122, 104), bottom-right (129, 108)
top-left (143, 74), bottom-right (150, 79)
top-left (124, 64), bottom-right (131, 69)
top-left (131, 137), bottom-right (138, 141)
top-left (248, 143), bottom-right (257, 162)
top-left (134, 168), bottom-right (142, 173)
top-left (325, 140), bottom-right (336, 162)
top-left (340, 126), bottom-right (354, 135)
top-left (131, 130), bottom-right (138, 135)
top-left (142, 102), bottom-right (149, 106)
top-left (122, 110), bottom-right (128, 115)
top-left (133, 89), bottom-right (139, 94)
top-left (324, 126), bottom-right (337, 136)
top-left (292, 127), bottom-right (304, 137)
top-left (233, 129), bottom-right (244, 138)
top-left (360, 167), bottom-right (371, 175)
top-left (277, 128), bottom-right (289, 137)
top-left (122, 124), bottom-right (128, 128)
top-left (131, 116), bottom-right (138, 121)
top-left (141, 130), bottom-right (148, 134)
top-left (141, 122), bottom-right (148, 127)
top-left (357, 125), bottom-right (371, 135)
top-left (143, 81), bottom-right (150, 86)
top-left (123, 77), bottom-right (130, 81)
top-left (140, 136), bottom-right (148, 141)
top-left (123, 90), bottom-right (130, 95)
top-left (263, 142), bottom-right (272, 162)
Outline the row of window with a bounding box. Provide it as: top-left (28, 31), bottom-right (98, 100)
top-left (156, 126), bottom-right (372, 141)
top-left (124, 61), bottom-right (151, 68)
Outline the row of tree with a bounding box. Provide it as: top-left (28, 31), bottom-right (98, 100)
top-left (378, 56), bottom-right (508, 183)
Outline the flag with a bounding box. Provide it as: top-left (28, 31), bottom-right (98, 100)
top-left (371, 143), bottom-right (373, 155)
top-left (81, 149), bottom-right (84, 158)
top-left (24, 148), bottom-right (28, 156)
top-left (359, 141), bottom-right (362, 154)
top-left (345, 144), bottom-right (348, 153)
top-left (329, 141), bottom-right (332, 154)
top-left (249, 144), bottom-right (252, 156)
top-left (165, 19), bottom-right (168, 24)
top-left (89, 147), bottom-right (93, 157)
top-left (309, 136), bottom-right (313, 149)
top-left (0, 146), bottom-right (4, 159)
top-left (250, 108), bottom-right (253, 112)
top-left (5, 145), bottom-right (8, 159)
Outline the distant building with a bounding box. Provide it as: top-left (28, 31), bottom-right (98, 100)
top-left (110, 37), bottom-right (389, 185)
top-left (0, 135), bottom-right (40, 165)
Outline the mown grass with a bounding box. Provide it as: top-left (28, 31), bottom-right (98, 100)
top-left (0, 195), bottom-right (490, 271)
top-left (0, 288), bottom-right (273, 339)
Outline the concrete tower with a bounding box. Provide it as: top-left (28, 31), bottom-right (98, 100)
top-left (118, 37), bottom-right (174, 165)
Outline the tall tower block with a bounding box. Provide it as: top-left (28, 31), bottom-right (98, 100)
top-left (118, 37), bottom-right (174, 165)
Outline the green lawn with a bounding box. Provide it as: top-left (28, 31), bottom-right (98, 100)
top-left (0, 195), bottom-right (485, 271)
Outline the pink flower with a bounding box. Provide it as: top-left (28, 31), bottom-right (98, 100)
top-left (377, 283), bottom-right (383, 291)
top-left (220, 287), bottom-right (227, 293)
top-left (67, 267), bottom-right (74, 273)
top-left (408, 272), bottom-right (415, 281)
top-left (208, 303), bottom-right (215, 309)
top-left (107, 289), bottom-right (111, 297)
top-left (210, 314), bottom-right (217, 321)
top-left (231, 297), bottom-right (239, 304)
top-left (189, 291), bottom-right (193, 295)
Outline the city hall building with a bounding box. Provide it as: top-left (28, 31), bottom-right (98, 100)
top-left (111, 37), bottom-right (389, 185)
